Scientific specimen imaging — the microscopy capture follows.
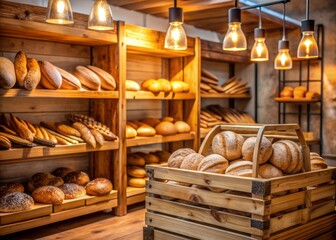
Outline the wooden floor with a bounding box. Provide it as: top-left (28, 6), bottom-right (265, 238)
top-left (2, 205), bottom-right (145, 240)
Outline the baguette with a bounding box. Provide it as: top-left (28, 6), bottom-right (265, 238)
top-left (222, 79), bottom-right (240, 92)
top-left (24, 120), bottom-right (37, 135)
top-left (201, 76), bottom-right (218, 85)
top-left (208, 89), bottom-right (219, 94)
top-left (56, 67), bottom-right (81, 90)
top-left (45, 129), bottom-right (79, 144)
top-left (225, 81), bottom-right (247, 93)
top-left (209, 84), bottom-right (226, 92)
top-left (24, 58), bottom-right (41, 90)
top-left (34, 126), bottom-right (44, 139)
top-left (40, 126), bottom-right (50, 140)
top-left (0, 124), bottom-right (17, 135)
top-left (90, 129), bottom-right (105, 146)
top-left (201, 69), bottom-right (219, 81)
top-left (62, 134), bottom-right (84, 143)
top-left (0, 113), bottom-right (11, 128)
top-left (46, 131), bottom-right (57, 144)
top-left (56, 124), bottom-right (81, 138)
top-left (40, 121), bottom-right (57, 131)
top-left (19, 119), bottom-right (29, 129)
top-left (72, 122), bottom-right (96, 148)
top-left (0, 135), bottom-right (11, 149)
top-left (14, 51), bottom-right (27, 88)
top-left (10, 114), bottom-right (34, 142)
top-left (74, 66), bottom-right (100, 90)
top-left (33, 136), bottom-right (56, 147)
top-left (87, 65), bottom-right (116, 90)
top-left (200, 82), bottom-right (211, 91)
top-left (39, 61), bottom-right (62, 90)
top-left (0, 132), bottom-right (36, 147)
top-left (54, 135), bottom-right (72, 145)
top-left (221, 77), bottom-right (236, 87)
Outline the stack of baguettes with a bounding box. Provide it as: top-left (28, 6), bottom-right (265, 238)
top-left (200, 105), bottom-right (255, 129)
top-left (200, 69), bottom-right (250, 95)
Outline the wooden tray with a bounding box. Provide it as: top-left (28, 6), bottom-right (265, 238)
top-left (53, 197), bottom-right (87, 213)
top-left (85, 190), bottom-right (118, 206)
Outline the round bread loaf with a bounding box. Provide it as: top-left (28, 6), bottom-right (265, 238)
top-left (126, 80), bottom-right (140, 91)
top-left (14, 51), bottom-right (27, 87)
top-left (0, 183), bottom-right (24, 197)
top-left (141, 79), bottom-right (156, 90)
top-left (64, 171), bottom-right (90, 186)
top-left (161, 116), bottom-right (174, 122)
top-left (127, 166), bottom-right (146, 178)
top-left (140, 118), bottom-right (160, 127)
top-left (174, 121), bottom-right (191, 133)
top-left (126, 125), bottom-right (137, 138)
top-left (170, 81), bottom-right (184, 93)
top-left (148, 81), bottom-right (161, 93)
top-left (258, 164), bottom-right (283, 179)
top-left (180, 153), bottom-right (204, 170)
top-left (32, 186), bottom-right (64, 205)
top-left (293, 86), bottom-right (307, 98)
top-left (56, 67), bottom-right (81, 90)
top-left (155, 121), bottom-right (177, 136)
top-left (27, 172), bottom-right (58, 192)
top-left (167, 148), bottom-right (196, 168)
top-left (74, 66), bottom-right (100, 90)
top-left (225, 160), bottom-right (253, 174)
top-left (280, 86), bottom-right (293, 98)
top-left (52, 167), bottom-right (74, 178)
top-left (86, 178), bottom-right (113, 196)
top-left (227, 168), bottom-right (254, 177)
top-left (152, 150), bottom-right (171, 163)
top-left (39, 61), bottom-right (62, 90)
top-left (136, 152), bottom-right (160, 164)
top-left (87, 65), bottom-right (116, 90)
top-left (212, 131), bottom-right (244, 161)
top-left (137, 124), bottom-right (156, 137)
top-left (128, 178), bottom-right (146, 188)
top-left (0, 57), bottom-right (16, 89)
top-left (242, 137), bottom-right (273, 164)
top-left (59, 183), bottom-right (86, 199)
top-left (48, 177), bottom-right (64, 187)
top-left (127, 154), bottom-right (146, 166)
top-left (285, 140), bottom-right (303, 174)
top-left (0, 192), bottom-right (34, 213)
top-left (157, 78), bottom-right (171, 92)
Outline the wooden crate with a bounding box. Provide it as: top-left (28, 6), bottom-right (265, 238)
top-left (144, 124), bottom-right (336, 239)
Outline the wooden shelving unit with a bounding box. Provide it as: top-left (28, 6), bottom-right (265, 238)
top-left (126, 91), bottom-right (195, 100)
top-left (126, 133), bottom-right (195, 147)
top-left (201, 93), bottom-right (251, 99)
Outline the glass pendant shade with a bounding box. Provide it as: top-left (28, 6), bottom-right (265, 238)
top-left (88, 0), bottom-right (114, 31)
top-left (274, 40), bottom-right (292, 70)
top-left (223, 8), bottom-right (247, 51)
top-left (251, 28), bottom-right (269, 61)
top-left (164, 6), bottom-right (187, 50)
top-left (297, 20), bottom-right (318, 58)
top-left (46, 0), bottom-right (73, 25)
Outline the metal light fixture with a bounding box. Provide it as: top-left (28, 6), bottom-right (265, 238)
top-left (164, 0), bottom-right (187, 50)
top-left (46, 0), bottom-right (73, 25)
top-left (88, 0), bottom-right (114, 31)
top-left (297, 0), bottom-right (318, 58)
top-left (274, 3), bottom-right (292, 70)
top-left (251, 8), bottom-right (269, 61)
top-left (223, 0), bottom-right (247, 51)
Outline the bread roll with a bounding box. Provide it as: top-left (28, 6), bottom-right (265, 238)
top-left (74, 66), bottom-right (100, 90)
top-left (293, 86), bottom-right (307, 98)
top-left (87, 65), bottom-right (116, 90)
top-left (14, 51), bottom-right (27, 87)
top-left (128, 178), bottom-right (146, 188)
top-left (181, 82), bottom-right (190, 92)
top-left (86, 178), bottom-right (113, 196)
top-left (59, 183), bottom-right (86, 199)
top-left (32, 186), bottom-right (64, 205)
top-left (64, 171), bottom-right (90, 186)
top-left (242, 137), bottom-right (272, 164)
top-left (157, 78), bottom-right (171, 92)
top-left (170, 81), bottom-right (184, 93)
top-left (174, 121), bottom-right (191, 133)
top-left (56, 124), bottom-right (81, 137)
top-left (258, 164), bottom-right (283, 179)
top-left (306, 91), bottom-right (320, 100)
top-left (48, 177), bottom-right (64, 187)
top-left (56, 67), bottom-right (81, 90)
top-left (167, 148), bottom-right (195, 168)
top-left (280, 86), bottom-right (293, 98)
top-left (161, 116), bottom-right (174, 122)
top-left (137, 124), bottom-right (156, 137)
top-left (0, 192), bottom-right (34, 212)
top-left (126, 125), bottom-right (137, 138)
top-left (72, 122), bottom-right (96, 148)
top-left (127, 166), bottom-right (146, 178)
top-left (141, 79), bottom-right (157, 90)
top-left (52, 167), bottom-right (74, 178)
top-left (180, 153), bottom-right (204, 170)
top-left (152, 150), bottom-right (171, 163)
top-left (225, 160), bottom-right (253, 174)
top-left (39, 61), bottom-right (61, 90)
top-left (147, 81), bottom-right (161, 93)
top-left (140, 118), bottom-right (160, 127)
top-left (0, 183), bottom-right (24, 197)
top-left (126, 80), bottom-right (140, 91)
top-left (90, 129), bottom-right (105, 146)
top-left (127, 154), bottom-right (145, 166)
top-left (135, 152), bottom-right (160, 164)
top-left (212, 131), bottom-right (244, 161)
top-left (0, 57), bottom-right (16, 89)
top-left (27, 172), bottom-right (62, 192)
top-left (155, 121), bottom-right (177, 136)
top-left (227, 168), bottom-right (253, 177)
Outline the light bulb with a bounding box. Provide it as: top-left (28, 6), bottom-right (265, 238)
top-left (274, 40), bottom-right (292, 70)
top-left (251, 28), bottom-right (268, 61)
top-left (164, 22), bottom-right (187, 50)
top-left (46, 0), bottom-right (73, 25)
top-left (88, 0), bottom-right (114, 31)
top-left (297, 31), bottom-right (318, 58)
top-left (223, 8), bottom-right (247, 51)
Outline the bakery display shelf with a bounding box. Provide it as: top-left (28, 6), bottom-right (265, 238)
top-left (201, 93), bottom-right (251, 99)
top-left (126, 133), bottom-right (195, 147)
top-left (126, 91), bottom-right (195, 100)
top-left (274, 97), bottom-right (320, 104)
top-left (0, 198), bottom-right (118, 236)
top-left (0, 18), bottom-right (117, 45)
top-left (0, 89), bottom-right (119, 99)
top-left (0, 141), bottom-right (119, 162)
top-left (126, 187), bottom-right (146, 206)
top-left (292, 56), bottom-right (322, 62)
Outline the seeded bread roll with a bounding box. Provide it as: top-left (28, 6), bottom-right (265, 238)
top-left (86, 178), bottom-right (113, 196)
top-left (74, 66), bottom-right (101, 90)
top-left (127, 166), bottom-right (146, 178)
top-left (57, 67), bottom-right (81, 90)
top-left (14, 51), bottom-right (27, 87)
top-left (32, 186), bottom-right (64, 205)
top-left (52, 167), bottom-right (74, 178)
top-left (0, 183), bottom-right (24, 197)
top-left (39, 61), bottom-right (61, 90)
top-left (127, 154), bottom-right (145, 166)
top-left (180, 153), bottom-right (204, 170)
top-left (212, 131), bottom-right (244, 161)
top-left (128, 178), bottom-right (146, 188)
top-left (0, 192), bottom-right (34, 213)
top-left (0, 57), bottom-right (16, 89)
top-left (167, 148), bottom-right (196, 168)
top-left (258, 164), bottom-right (283, 179)
top-left (59, 183), bottom-right (86, 199)
top-left (174, 121), bottom-right (191, 133)
top-left (87, 65), bottom-right (116, 90)
top-left (242, 137), bottom-right (273, 164)
top-left (64, 171), bottom-right (90, 186)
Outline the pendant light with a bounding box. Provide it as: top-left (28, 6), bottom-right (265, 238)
top-left (251, 8), bottom-right (269, 61)
top-left (274, 3), bottom-right (292, 70)
top-left (88, 0), bottom-right (114, 31)
top-left (297, 0), bottom-right (318, 58)
top-left (46, 0), bottom-right (73, 25)
top-left (223, 0), bottom-right (247, 51)
top-left (164, 0), bottom-right (187, 50)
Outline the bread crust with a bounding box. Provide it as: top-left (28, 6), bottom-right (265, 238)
top-left (24, 58), bottom-right (41, 90)
top-left (85, 178), bottom-right (113, 196)
top-left (212, 131), bottom-right (244, 160)
top-left (59, 183), bottom-right (86, 199)
top-left (167, 148), bottom-right (195, 168)
top-left (0, 57), bottom-right (16, 89)
top-left (14, 51), bottom-right (27, 87)
top-left (39, 61), bottom-right (61, 90)
top-left (32, 186), bottom-right (64, 205)
top-left (64, 171), bottom-right (90, 186)
top-left (0, 192), bottom-right (34, 212)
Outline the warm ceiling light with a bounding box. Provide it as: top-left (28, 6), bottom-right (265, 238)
top-left (46, 0), bottom-right (73, 25)
top-left (251, 8), bottom-right (268, 61)
top-left (164, 0), bottom-right (187, 50)
top-left (88, 0), bottom-right (114, 31)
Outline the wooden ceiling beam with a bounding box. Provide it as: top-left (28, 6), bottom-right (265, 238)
top-left (107, 0), bottom-right (146, 7)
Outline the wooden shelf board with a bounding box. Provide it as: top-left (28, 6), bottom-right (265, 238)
top-left (274, 98), bottom-right (320, 103)
top-left (306, 139), bottom-right (320, 145)
top-left (126, 91), bottom-right (195, 100)
top-left (0, 18), bottom-right (117, 45)
top-left (126, 187), bottom-right (146, 206)
top-left (292, 57), bottom-right (322, 62)
top-left (127, 187), bottom-right (146, 198)
top-left (0, 89), bottom-right (119, 99)
top-left (0, 141), bottom-right (119, 162)
top-left (201, 93), bottom-right (251, 99)
top-left (126, 133), bottom-right (195, 147)
top-left (127, 47), bottom-right (194, 58)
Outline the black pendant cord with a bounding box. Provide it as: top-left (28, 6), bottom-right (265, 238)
top-left (282, 3), bottom-right (286, 40)
top-left (258, 7), bottom-right (262, 28)
top-left (174, 0), bottom-right (177, 8)
top-left (306, 0), bottom-right (309, 19)
top-left (235, 0), bottom-right (238, 8)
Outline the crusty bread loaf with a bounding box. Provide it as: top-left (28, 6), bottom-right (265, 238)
top-left (127, 166), bottom-right (146, 178)
top-left (128, 178), bottom-right (146, 188)
top-left (14, 51), bottom-right (27, 87)
top-left (0, 135), bottom-right (11, 149)
top-left (64, 171), bottom-right (90, 186)
top-left (180, 153), bottom-right (204, 170)
top-left (87, 65), bottom-right (116, 90)
top-left (155, 121), bottom-right (177, 136)
top-left (0, 183), bottom-right (24, 197)
top-left (212, 131), bottom-right (244, 161)
top-left (85, 178), bottom-right (113, 196)
top-left (137, 124), bottom-right (156, 137)
top-left (0, 57), bottom-right (16, 89)
top-left (293, 86), bottom-right (307, 98)
top-left (32, 186), bottom-right (64, 205)
top-left (126, 125), bottom-right (137, 138)
top-left (10, 114), bottom-right (34, 142)
top-left (56, 67), bottom-right (81, 90)
top-left (152, 150), bottom-right (171, 163)
top-left (24, 58), bottom-right (41, 90)
top-left (174, 121), bottom-right (191, 133)
top-left (140, 118), bottom-right (160, 127)
top-left (225, 160), bottom-right (253, 174)
top-left (74, 66), bottom-right (100, 90)
top-left (127, 154), bottom-right (146, 166)
top-left (72, 122), bottom-right (96, 148)
top-left (90, 129), bottom-right (105, 146)
top-left (157, 78), bottom-right (171, 92)
top-left (242, 137), bottom-right (273, 164)
top-left (310, 152), bottom-right (328, 170)
top-left (141, 79), bottom-right (156, 90)
top-left (0, 192), bottom-right (34, 212)
top-left (52, 167), bottom-right (74, 178)
top-left (258, 164), bottom-right (283, 179)
top-left (27, 172), bottom-right (58, 192)
top-left (126, 80), bottom-right (140, 91)
top-left (280, 86), bottom-right (293, 98)
top-left (227, 168), bottom-right (253, 177)
top-left (59, 183), bottom-right (86, 199)
top-left (167, 148), bottom-right (196, 168)
top-left (39, 61), bottom-right (61, 90)
top-left (135, 152), bottom-right (160, 164)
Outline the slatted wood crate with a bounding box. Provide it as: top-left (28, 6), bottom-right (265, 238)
top-left (144, 124), bottom-right (336, 239)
